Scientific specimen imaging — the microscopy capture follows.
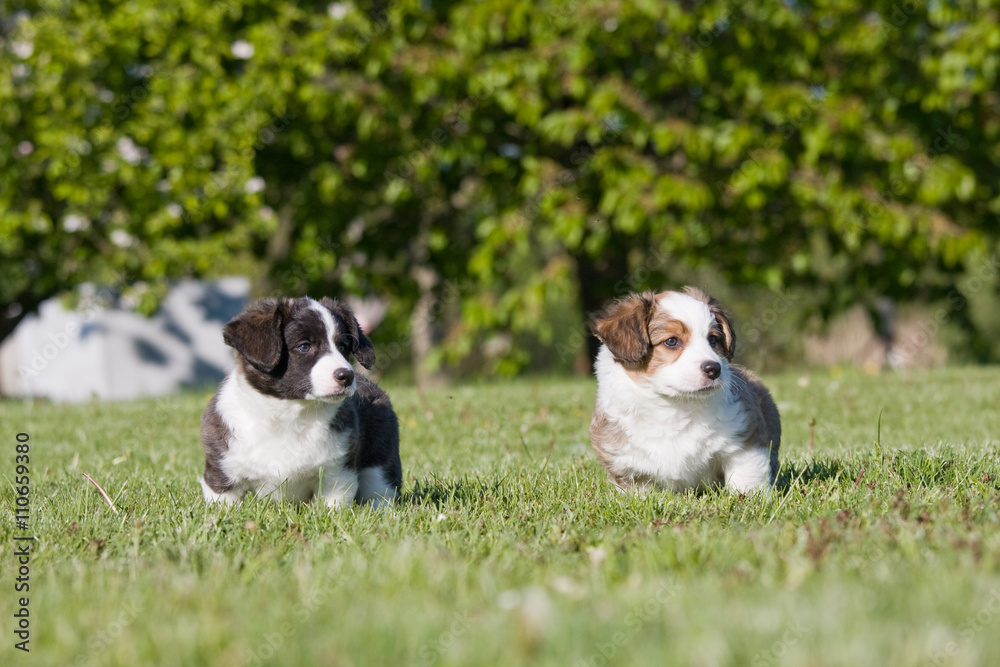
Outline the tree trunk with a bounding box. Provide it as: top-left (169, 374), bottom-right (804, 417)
top-left (573, 250), bottom-right (630, 369)
top-left (410, 264), bottom-right (438, 387)
top-left (0, 293), bottom-right (45, 348)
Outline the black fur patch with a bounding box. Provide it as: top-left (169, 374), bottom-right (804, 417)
top-left (345, 375), bottom-right (402, 490)
top-left (320, 297), bottom-right (376, 369)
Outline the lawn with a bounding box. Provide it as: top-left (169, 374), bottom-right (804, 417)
top-left (2, 366), bottom-right (1000, 666)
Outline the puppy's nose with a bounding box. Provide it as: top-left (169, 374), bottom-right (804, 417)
top-left (333, 368), bottom-right (355, 386)
top-left (701, 361), bottom-right (721, 380)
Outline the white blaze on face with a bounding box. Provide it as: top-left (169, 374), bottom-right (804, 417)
top-left (306, 300), bottom-right (355, 399)
top-left (650, 292), bottom-right (725, 395)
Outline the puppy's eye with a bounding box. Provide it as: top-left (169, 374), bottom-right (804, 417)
top-left (336, 341), bottom-right (350, 355)
top-left (296, 342), bottom-right (311, 353)
top-left (663, 337), bottom-right (679, 348)
top-left (708, 334), bottom-right (720, 347)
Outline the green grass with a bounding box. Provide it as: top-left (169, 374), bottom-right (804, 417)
top-left (2, 366), bottom-right (1000, 666)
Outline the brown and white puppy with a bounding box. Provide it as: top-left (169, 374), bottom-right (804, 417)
top-left (589, 287), bottom-right (780, 493)
top-left (199, 296), bottom-right (401, 508)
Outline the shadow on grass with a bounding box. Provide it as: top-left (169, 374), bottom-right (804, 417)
top-left (403, 475), bottom-right (511, 508)
top-left (776, 458), bottom-right (862, 491)
top-left (778, 448), bottom-right (1000, 491)
top-left (406, 460), bottom-right (865, 506)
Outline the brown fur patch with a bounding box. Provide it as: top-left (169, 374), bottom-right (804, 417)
top-left (633, 315), bottom-right (690, 381)
top-left (589, 411), bottom-right (653, 490)
top-left (589, 291), bottom-right (656, 365)
top-left (587, 412), bottom-right (621, 483)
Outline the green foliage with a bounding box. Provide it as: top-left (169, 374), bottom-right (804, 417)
top-left (2, 0), bottom-right (999, 368)
top-left (1, 367), bottom-right (1000, 664)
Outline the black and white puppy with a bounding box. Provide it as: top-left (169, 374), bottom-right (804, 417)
top-left (200, 296), bottom-right (401, 508)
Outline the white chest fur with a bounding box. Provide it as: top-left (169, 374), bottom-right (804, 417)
top-left (213, 372), bottom-right (353, 501)
top-left (594, 350), bottom-right (750, 491)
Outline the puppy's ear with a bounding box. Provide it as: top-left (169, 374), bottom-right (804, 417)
top-left (320, 297), bottom-right (376, 369)
top-left (223, 299), bottom-right (289, 373)
top-left (589, 291), bottom-right (656, 364)
top-left (683, 286), bottom-right (736, 361)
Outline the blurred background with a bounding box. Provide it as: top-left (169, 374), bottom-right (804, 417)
top-left (1, 0), bottom-right (998, 401)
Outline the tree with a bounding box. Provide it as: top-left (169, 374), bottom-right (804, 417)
top-left (2, 0), bottom-right (998, 374)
